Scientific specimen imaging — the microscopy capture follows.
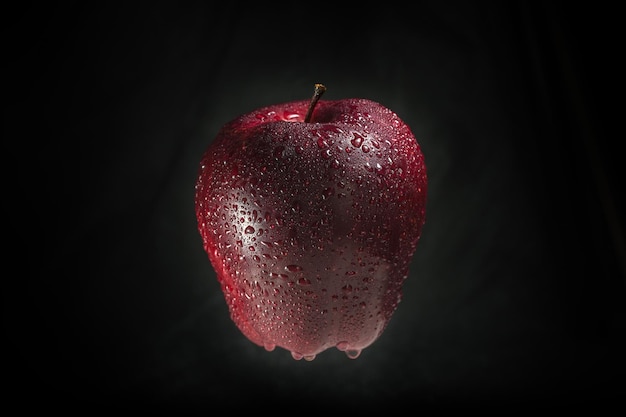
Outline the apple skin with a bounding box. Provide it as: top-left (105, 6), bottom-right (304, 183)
top-left (195, 96), bottom-right (427, 360)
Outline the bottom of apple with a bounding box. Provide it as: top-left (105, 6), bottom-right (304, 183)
top-left (263, 341), bottom-right (363, 361)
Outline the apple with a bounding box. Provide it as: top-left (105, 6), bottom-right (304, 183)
top-left (195, 84), bottom-right (427, 360)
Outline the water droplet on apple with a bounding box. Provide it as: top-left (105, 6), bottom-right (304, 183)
top-left (264, 342), bottom-right (276, 351)
top-left (350, 132), bottom-right (363, 148)
top-left (245, 226), bottom-right (255, 234)
top-left (273, 146), bottom-right (285, 159)
top-left (322, 187), bottom-right (334, 199)
top-left (283, 111), bottom-right (302, 121)
top-left (286, 264), bottom-right (303, 272)
top-left (345, 349), bottom-right (361, 359)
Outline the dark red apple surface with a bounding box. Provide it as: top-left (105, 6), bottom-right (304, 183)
top-left (195, 85), bottom-right (427, 360)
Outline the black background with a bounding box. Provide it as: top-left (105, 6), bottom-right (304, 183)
top-left (7, 1), bottom-right (625, 413)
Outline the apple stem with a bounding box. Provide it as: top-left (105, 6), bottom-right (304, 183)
top-left (304, 83), bottom-right (327, 123)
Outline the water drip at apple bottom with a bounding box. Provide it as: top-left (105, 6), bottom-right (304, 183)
top-left (345, 349), bottom-right (361, 359)
top-left (290, 351), bottom-right (316, 361)
top-left (334, 341), bottom-right (362, 359)
top-left (288, 346), bottom-right (361, 361)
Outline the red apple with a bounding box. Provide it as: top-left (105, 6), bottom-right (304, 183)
top-left (195, 84), bottom-right (427, 360)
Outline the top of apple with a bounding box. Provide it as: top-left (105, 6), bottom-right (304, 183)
top-left (219, 84), bottom-right (417, 150)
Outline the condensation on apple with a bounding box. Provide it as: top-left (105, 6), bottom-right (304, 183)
top-left (195, 85), bottom-right (427, 361)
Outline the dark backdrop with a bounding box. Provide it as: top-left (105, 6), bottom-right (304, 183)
top-left (7, 1), bottom-right (625, 413)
